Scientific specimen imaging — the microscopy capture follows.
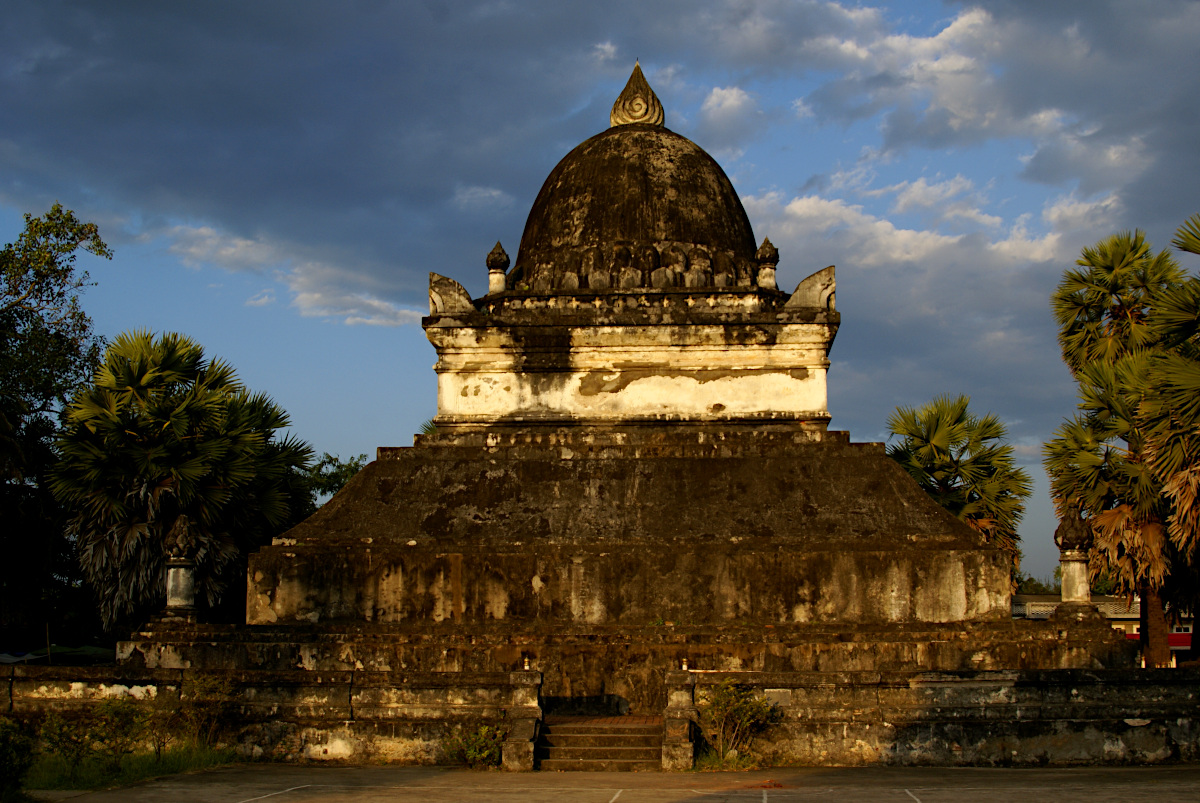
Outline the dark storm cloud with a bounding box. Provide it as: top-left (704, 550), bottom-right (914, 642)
top-left (0, 2), bottom-right (1190, 391)
top-left (3, 1), bottom-right (1194, 308)
top-left (1, 0), bottom-right (875, 313)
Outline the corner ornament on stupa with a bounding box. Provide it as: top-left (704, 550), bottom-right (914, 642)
top-left (610, 61), bottom-right (664, 127)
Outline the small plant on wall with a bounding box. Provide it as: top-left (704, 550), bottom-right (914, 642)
top-left (441, 725), bottom-right (506, 768)
top-left (695, 680), bottom-right (780, 768)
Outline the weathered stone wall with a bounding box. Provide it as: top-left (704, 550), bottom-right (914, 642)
top-left (248, 432), bottom-right (1011, 633)
top-left (118, 617), bottom-right (1132, 714)
top-left (426, 314), bottom-right (835, 427)
top-left (682, 669), bottom-right (1200, 766)
top-left (6, 665), bottom-right (541, 768)
top-left (248, 543), bottom-right (1005, 628)
top-left (11, 665), bottom-right (1195, 768)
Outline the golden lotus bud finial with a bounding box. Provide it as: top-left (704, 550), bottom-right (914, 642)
top-left (610, 61), bottom-right (664, 127)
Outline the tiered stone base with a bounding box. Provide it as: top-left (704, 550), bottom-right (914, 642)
top-left (680, 669), bottom-right (1200, 766)
top-left (118, 618), bottom-right (1133, 713)
top-left (10, 664), bottom-right (1198, 768)
top-left (246, 430), bottom-right (1015, 634)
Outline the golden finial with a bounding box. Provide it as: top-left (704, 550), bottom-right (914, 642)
top-left (610, 61), bottom-right (664, 127)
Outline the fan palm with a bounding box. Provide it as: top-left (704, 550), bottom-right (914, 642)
top-left (1141, 215), bottom-right (1200, 625)
top-left (887, 394), bottom-right (1031, 572)
top-left (1051, 230), bottom-right (1181, 375)
top-left (1045, 229), bottom-right (1184, 665)
top-left (52, 331), bottom-right (312, 629)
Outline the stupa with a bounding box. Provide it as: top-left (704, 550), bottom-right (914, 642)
top-left (114, 65), bottom-right (1143, 769)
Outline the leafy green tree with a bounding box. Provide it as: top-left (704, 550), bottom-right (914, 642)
top-left (308, 452), bottom-right (367, 498)
top-left (1044, 229), bottom-right (1186, 666)
top-left (52, 331), bottom-right (313, 629)
top-left (289, 451), bottom-right (368, 519)
top-left (887, 394), bottom-right (1032, 573)
top-left (0, 204), bottom-right (110, 646)
top-left (1014, 570), bottom-right (1060, 595)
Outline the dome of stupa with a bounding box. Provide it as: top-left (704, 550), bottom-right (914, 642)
top-left (508, 64), bottom-right (759, 292)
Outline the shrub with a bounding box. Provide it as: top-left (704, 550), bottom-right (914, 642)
top-left (696, 680), bottom-right (780, 765)
top-left (39, 711), bottom-right (97, 779)
top-left (145, 688), bottom-right (182, 760)
top-left (178, 674), bottom-right (236, 745)
top-left (442, 725), bottom-right (506, 768)
top-left (0, 716), bottom-right (35, 801)
top-left (91, 698), bottom-right (148, 770)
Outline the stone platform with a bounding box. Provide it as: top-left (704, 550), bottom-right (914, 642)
top-left (12, 664), bottom-right (1197, 768)
top-left (247, 429), bottom-right (1011, 631)
top-left (103, 426), bottom-right (1135, 766)
top-left (112, 427), bottom-right (1133, 717)
top-left (118, 618), bottom-right (1132, 715)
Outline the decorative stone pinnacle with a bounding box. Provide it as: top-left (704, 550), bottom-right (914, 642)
top-left (1054, 508), bottom-right (1092, 551)
top-left (486, 241), bottom-right (510, 272)
top-left (610, 62), bottom-right (665, 128)
top-left (756, 237), bottom-right (779, 266)
top-left (486, 242), bottom-right (509, 295)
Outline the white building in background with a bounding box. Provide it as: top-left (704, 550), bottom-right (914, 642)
top-left (1012, 594), bottom-right (1194, 667)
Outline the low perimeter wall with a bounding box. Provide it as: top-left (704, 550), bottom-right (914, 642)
top-left (7, 666), bottom-right (1199, 769)
top-left (5, 666), bottom-right (542, 770)
top-left (665, 669), bottom-right (1200, 767)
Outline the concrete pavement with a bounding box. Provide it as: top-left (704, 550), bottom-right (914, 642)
top-left (27, 763), bottom-right (1200, 803)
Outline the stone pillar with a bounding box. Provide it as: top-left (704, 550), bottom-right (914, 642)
top-left (164, 556), bottom-right (196, 620)
top-left (501, 670), bottom-right (542, 771)
top-left (487, 241), bottom-right (510, 295)
top-left (1060, 548), bottom-right (1090, 604)
top-left (1051, 511), bottom-right (1102, 622)
top-left (662, 669), bottom-right (697, 770)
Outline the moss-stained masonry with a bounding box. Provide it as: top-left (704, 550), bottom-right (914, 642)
top-left (246, 432), bottom-right (1010, 630)
top-left (10, 666), bottom-right (1198, 767)
top-left (24, 65), bottom-right (1195, 770)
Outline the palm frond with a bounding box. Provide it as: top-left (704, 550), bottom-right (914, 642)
top-left (1172, 213), bottom-right (1200, 256)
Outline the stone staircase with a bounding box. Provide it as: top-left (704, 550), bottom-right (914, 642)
top-left (536, 715), bottom-right (663, 771)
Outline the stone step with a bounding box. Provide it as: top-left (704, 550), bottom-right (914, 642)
top-left (541, 733), bottom-right (662, 748)
top-left (536, 745), bottom-right (662, 761)
top-left (536, 716), bottom-right (663, 771)
top-left (538, 758), bottom-right (661, 772)
top-left (542, 724), bottom-right (662, 736)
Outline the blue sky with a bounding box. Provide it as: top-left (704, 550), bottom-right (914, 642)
top-left (3, 0), bottom-right (1199, 577)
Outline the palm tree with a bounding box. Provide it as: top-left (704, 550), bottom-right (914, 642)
top-left (887, 394), bottom-right (1032, 573)
top-left (52, 331), bottom-right (312, 629)
top-left (1141, 214), bottom-right (1200, 638)
top-left (1045, 229), bottom-right (1185, 666)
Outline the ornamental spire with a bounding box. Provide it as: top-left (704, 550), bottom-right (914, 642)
top-left (610, 61), bottom-right (664, 128)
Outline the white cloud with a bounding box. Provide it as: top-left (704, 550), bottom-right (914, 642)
top-left (163, 223), bottom-right (423, 326)
top-left (593, 41), bottom-right (616, 62)
top-left (1041, 192), bottom-right (1121, 233)
top-left (987, 214), bottom-right (1062, 264)
top-left (169, 225), bottom-right (282, 272)
top-left (647, 63), bottom-right (684, 92)
top-left (791, 2), bottom-right (1190, 217)
top-left (701, 86), bottom-right (755, 118)
top-left (694, 85), bottom-right (764, 154)
top-left (746, 192), bottom-right (963, 268)
top-left (452, 185), bottom-right (514, 211)
top-left (865, 175), bottom-right (1002, 228)
top-left (791, 97), bottom-right (814, 119)
top-left (889, 176), bottom-right (973, 213)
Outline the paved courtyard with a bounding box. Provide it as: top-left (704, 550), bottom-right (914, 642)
top-left (29, 764), bottom-right (1200, 803)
